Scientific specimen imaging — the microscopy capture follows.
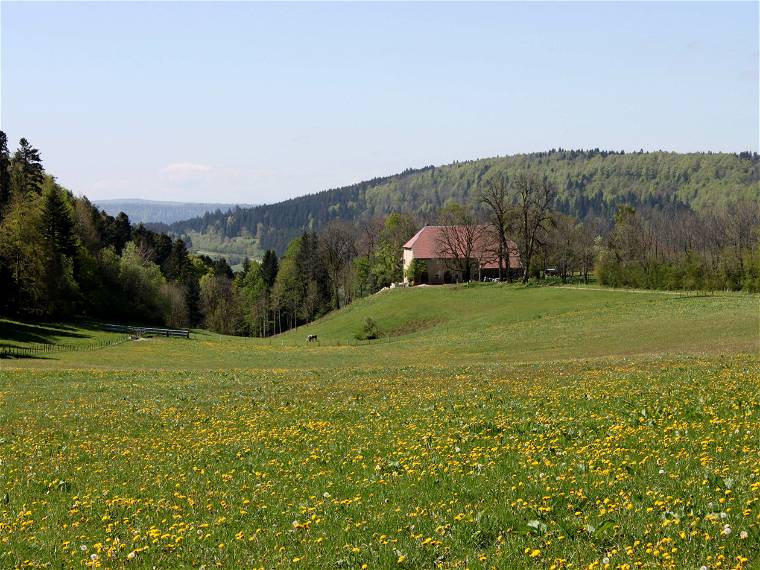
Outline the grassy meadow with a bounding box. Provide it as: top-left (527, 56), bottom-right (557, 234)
top-left (0, 285), bottom-right (758, 569)
top-left (0, 320), bottom-right (125, 351)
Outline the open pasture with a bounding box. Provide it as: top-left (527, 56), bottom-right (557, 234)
top-left (0, 286), bottom-right (758, 569)
top-left (4, 286), bottom-right (758, 370)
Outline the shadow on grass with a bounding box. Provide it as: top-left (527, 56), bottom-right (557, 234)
top-left (0, 320), bottom-right (94, 346)
top-left (0, 353), bottom-right (51, 360)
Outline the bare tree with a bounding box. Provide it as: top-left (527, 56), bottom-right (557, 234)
top-left (436, 204), bottom-right (488, 282)
top-left (319, 220), bottom-right (357, 309)
top-left (723, 200), bottom-right (760, 274)
top-left (356, 216), bottom-right (385, 258)
top-left (546, 214), bottom-right (577, 282)
top-left (160, 281), bottom-right (189, 328)
top-left (609, 205), bottom-right (646, 264)
top-left (513, 172), bottom-right (557, 283)
top-left (479, 173), bottom-right (516, 281)
top-left (576, 220), bottom-right (598, 283)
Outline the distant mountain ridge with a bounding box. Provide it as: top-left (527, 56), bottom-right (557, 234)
top-left (166, 149), bottom-right (760, 255)
top-left (94, 198), bottom-right (256, 225)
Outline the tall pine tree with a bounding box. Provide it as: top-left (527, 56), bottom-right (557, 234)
top-left (12, 138), bottom-right (45, 198)
top-left (40, 178), bottom-right (80, 315)
top-left (261, 249), bottom-right (279, 288)
top-left (0, 131), bottom-right (11, 213)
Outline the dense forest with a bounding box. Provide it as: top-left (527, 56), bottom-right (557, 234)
top-left (165, 150), bottom-right (760, 255)
top-left (0, 133), bottom-right (233, 327)
top-left (1, 132), bottom-right (758, 337)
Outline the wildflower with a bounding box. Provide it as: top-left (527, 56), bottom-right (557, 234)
top-left (722, 525), bottom-right (731, 536)
top-left (739, 530), bottom-right (748, 539)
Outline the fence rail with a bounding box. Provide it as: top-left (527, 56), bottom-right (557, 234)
top-left (102, 324), bottom-right (190, 338)
top-left (0, 334), bottom-right (131, 359)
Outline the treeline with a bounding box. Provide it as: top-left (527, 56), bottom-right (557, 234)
top-left (596, 204), bottom-right (760, 291)
top-left (0, 132), bottom-right (230, 327)
top-left (472, 171), bottom-right (760, 292)
top-left (166, 149), bottom-right (760, 255)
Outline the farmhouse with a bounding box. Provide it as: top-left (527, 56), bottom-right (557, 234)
top-left (402, 225), bottom-right (522, 284)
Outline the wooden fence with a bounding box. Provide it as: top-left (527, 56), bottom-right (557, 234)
top-left (102, 324), bottom-right (190, 338)
top-left (0, 334), bottom-right (131, 359)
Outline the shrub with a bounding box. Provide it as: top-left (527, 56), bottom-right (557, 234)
top-left (356, 316), bottom-right (380, 340)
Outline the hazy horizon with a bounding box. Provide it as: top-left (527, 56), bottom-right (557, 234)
top-left (2, 1), bottom-right (757, 204)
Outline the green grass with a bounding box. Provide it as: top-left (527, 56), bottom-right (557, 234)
top-left (0, 319), bottom-right (125, 351)
top-left (0, 286), bottom-right (758, 569)
top-left (4, 285), bottom-right (756, 370)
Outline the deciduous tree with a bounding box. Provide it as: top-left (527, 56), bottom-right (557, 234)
top-left (512, 171), bottom-right (557, 283)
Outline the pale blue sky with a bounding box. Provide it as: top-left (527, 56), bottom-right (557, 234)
top-left (1, 2), bottom-right (758, 203)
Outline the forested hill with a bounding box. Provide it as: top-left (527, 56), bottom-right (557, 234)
top-left (168, 150), bottom-right (760, 254)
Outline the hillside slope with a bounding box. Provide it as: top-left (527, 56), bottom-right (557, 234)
top-left (167, 150), bottom-right (760, 254)
top-left (8, 285), bottom-right (758, 370)
top-left (283, 284), bottom-right (759, 360)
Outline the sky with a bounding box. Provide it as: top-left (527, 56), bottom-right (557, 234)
top-left (1, 1), bottom-right (758, 204)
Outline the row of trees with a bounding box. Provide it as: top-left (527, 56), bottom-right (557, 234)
top-left (596, 203), bottom-right (760, 291)
top-left (456, 171), bottom-right (760, 291)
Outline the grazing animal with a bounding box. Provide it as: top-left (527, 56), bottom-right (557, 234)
top-left (307, 334), bottom-right (318, 343)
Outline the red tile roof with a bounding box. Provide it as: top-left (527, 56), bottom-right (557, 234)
top-left (403, 226), bottom-right (521, 269)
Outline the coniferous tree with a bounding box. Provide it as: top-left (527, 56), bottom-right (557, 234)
top-left (11, 138), bottom-right (45, 198)
top-left (0, 131), bottom-right (11, 213)
top-left (40, 179), bottom-right (78, 258)
top-left (163, 239), bottom-right (193, 282)
top-left (261, 250), bottom-right (279, 288)
top-left (40, 178), bottom-right (80, 315)
top-left (105, 212), bottom-right (132, 254)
